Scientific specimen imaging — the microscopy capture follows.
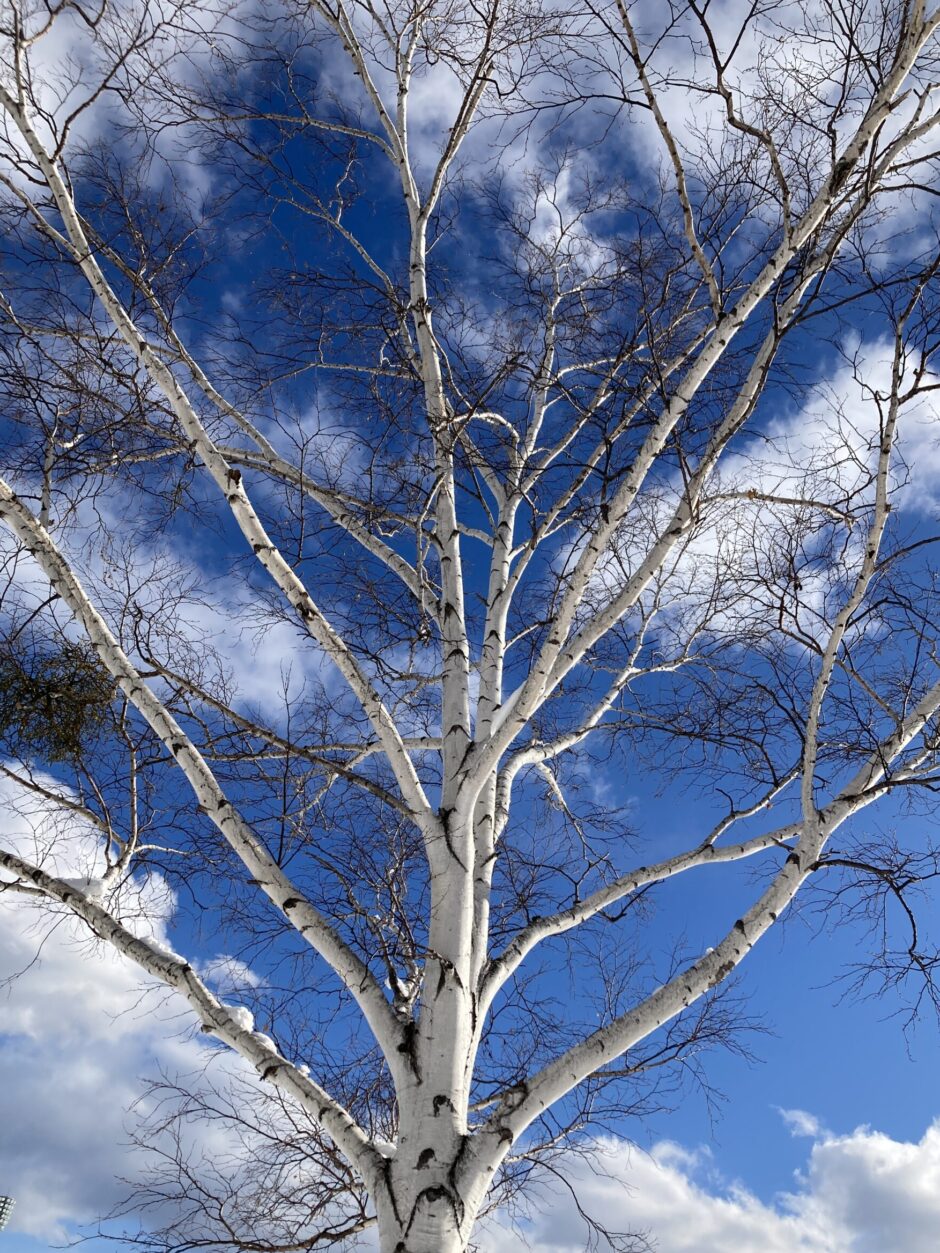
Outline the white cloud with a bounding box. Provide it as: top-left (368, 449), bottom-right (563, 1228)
top-left (196, 952), bottom-right (263, 993)
top-left (571, 335), bottom-right (940, 661)
top-left (0, 773), bottom-right (204, 1242)
top-left (792, 1123), bottom-right (940, 1253)
top-left (0, 771), bottom-right (354, 1250)
top-left (481, 1119), bottom-right (940, 1253)
top-left (780, 1107), bottom-right (827, 1139)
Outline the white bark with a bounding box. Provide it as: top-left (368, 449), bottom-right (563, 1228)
top-left (2, 3), bottom-right (940, 1249)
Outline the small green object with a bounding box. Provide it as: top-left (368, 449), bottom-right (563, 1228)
top-left (0, 641), bottom-right (112, 762)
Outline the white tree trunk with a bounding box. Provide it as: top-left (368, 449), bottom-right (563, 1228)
top-left (373, 1142), bottom-right (488, 1253)
top-left (375, 1193), bottom-right (471, 1253)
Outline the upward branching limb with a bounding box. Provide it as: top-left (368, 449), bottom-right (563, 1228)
top-left (16, 207), bottom-right (432, 611)
top-left (151, 662), bottom-right (433, 814)
top-left (0, 78), bottom-right (435, 834)
top-left (469, 42), bottom-right (940, 787)
top-left (0, 481), bottom-right (409, 1081)
top-left (218, 445), bottom-right (437, 617)
top-left (478, 652), bottom-right (940, 1152)
top-left (0, 845), bottom-right (384, 1184)
top-left (477, 822), bottom-right (803, 1019)
top-left (620, 1), bottom-right (722, 318)
top-left (686, 0), bottom-right (794, 243)
top-left (800, 265), bottom-right (940, 822)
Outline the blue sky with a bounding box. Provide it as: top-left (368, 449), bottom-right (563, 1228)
top-left (3, 776), bottom-right (940, 1252)
top-left (4, 0), bottom-right (940, 1250)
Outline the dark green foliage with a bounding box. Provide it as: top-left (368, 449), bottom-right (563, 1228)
top-left (0, 641), bottom-right (113, 762)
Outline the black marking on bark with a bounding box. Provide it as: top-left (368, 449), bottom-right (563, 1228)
top-left (448, 1133), bottom-right (471, 1208)
top-left (500, 1080), bottom-right (529, 1114)
top-left (435, 807), bottom-right (468, 869)
top-left (282, 897), bottom-right (301, 912)
top-left (396, 1021), bottom-right (420, 1079)
top-left (786, 851), bottom-right (801, 866)
top-left (831, 157), bottom-right (852, 192)
top-left (734, 919), bottom-right (746, 933)
top-left (379, 1157), bottom-right (404, 1237)
top-left (417, 1147), bottom-right (435, 1168)
top-left (710, 960), bottom-right (735, 987)
top-left (433, 1094), bottom-right (456, 1116)
top-left (403, 1185), bottom-right (464, 1240)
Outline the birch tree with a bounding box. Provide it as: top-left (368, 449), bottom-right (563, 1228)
top-left (3, 0), bottom-right (940, 1249)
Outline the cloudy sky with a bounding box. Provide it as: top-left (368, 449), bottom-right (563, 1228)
top-left (2, 769), bottom-right (940, 1253)
top-left (4, 0), bottom-right (940, 1250)
top-left (4, 870), bottom-right (940, 1253)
